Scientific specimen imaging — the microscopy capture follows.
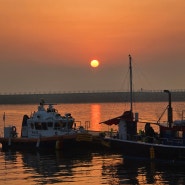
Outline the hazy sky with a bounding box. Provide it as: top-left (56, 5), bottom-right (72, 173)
top-left (0, 0), bottom-right (185, 93)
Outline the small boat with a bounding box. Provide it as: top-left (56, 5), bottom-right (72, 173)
top-left (0, 100), bottom-right (100, 151)
top-left (100, 55), bottom-right (185, 161)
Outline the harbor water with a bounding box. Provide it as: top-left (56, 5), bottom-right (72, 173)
top-left (0, 102), bottom-right (185, 184)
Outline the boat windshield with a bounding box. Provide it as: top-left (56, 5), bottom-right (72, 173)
top-left (34, 122), bottom-right (48, 130)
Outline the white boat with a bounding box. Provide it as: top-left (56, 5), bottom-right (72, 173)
top-left (0, 100), bottom-right (97, 151)
top-left (20, 100), bottom-right (76, 138)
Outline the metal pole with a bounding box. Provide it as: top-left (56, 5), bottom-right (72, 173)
top-left (129, 55), bottom-right (133, 112)
top-left (164, 90), bottom-right (173, 127)
top-left (3, 112), bottom-right (5, 128)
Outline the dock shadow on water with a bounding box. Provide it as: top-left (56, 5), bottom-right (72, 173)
top-left (1, 149), bottom-right (185, 185)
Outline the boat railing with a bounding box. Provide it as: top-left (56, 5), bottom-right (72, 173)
top-left (84, 121), bottom-right (90, 130)
top-left (136, 135), bottom-right (185, 146)
top-left (104, 132), bottom-right (158, 143)
top-left (159, 138), bottom-right (184, 146)
top-left (130, 135), bottom-right (155, 143)
top-left (131, 135), bottom-right (185, 146)
top-left (74, 121), bottom-right (91, 131)
top-left (103, 131), bottom-right (184, 146)
top-left (104, 131), bottom-right (118, 138)
top-left (133, 135), bottom-right (143, 141)
top-left (172, 139), bottom-right (184, 145)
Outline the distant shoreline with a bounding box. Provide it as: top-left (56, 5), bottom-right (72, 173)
top-left (0, 91), bottom-right (185, 104)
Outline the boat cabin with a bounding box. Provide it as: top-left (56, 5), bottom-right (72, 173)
top-left (20, 103), bottom-right (75, 138)
top-left (159, 120), bottom-right (185, 141)
top-left (0, 101), bottom-right (76, 139)
top-left (100, 110), bottom-right (138, 140)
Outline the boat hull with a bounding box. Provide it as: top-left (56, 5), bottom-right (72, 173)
top-left (105, 138), bottom-right (185, 161)
top-left (0, 133), bottom-right (106, 152)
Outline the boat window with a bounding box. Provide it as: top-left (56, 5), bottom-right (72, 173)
top-left (34, 122), bottom-right (48, 130)
top-left (35, 122), bottom-right (42, 130)
top-left (54, 122), bottom-right (60, 130)
top-left (42, 122), bottom-right (48, 130)
top-left (31, 123), bottom-right (34, 129)
top-left (48, 122), bottom-right (53, 127)
top-left (59, 121), bottom-right (65, 128)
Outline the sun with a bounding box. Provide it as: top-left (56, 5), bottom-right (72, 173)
top-left (90, 60), bottom-right (99, 68)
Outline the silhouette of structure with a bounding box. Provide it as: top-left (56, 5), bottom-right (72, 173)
top-left (0, 90), bottom-right (185, 104)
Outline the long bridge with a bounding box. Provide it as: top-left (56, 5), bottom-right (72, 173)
top-left (0, 90), bottom-right (185, 104)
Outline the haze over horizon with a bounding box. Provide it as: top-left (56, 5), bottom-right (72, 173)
top-left (0, 1), bottom-right (185, 94)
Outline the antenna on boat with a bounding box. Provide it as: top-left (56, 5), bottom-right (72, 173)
top-left (164, 90), bottom-right (173, 128)
top-left (129, 54), bottom-right (133, 112)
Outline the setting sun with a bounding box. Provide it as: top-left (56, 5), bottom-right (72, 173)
top-left (90, 60), bottom-right (99, 68)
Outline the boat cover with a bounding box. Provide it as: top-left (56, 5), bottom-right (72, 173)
top-left (100, 111), bottom-right (134, 126)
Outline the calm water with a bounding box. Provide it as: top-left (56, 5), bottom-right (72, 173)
top-left (0, 102), bottom-right (185, 185)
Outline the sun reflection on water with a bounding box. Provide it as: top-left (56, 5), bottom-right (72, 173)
top-left (90, 104), bottom-right (101, 131)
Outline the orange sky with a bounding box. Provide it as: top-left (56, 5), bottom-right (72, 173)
top-left (0, 0), bottom-right (185, 93)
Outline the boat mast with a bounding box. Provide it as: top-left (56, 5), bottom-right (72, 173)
top-left (129, 54), bottom-right (133, 112)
